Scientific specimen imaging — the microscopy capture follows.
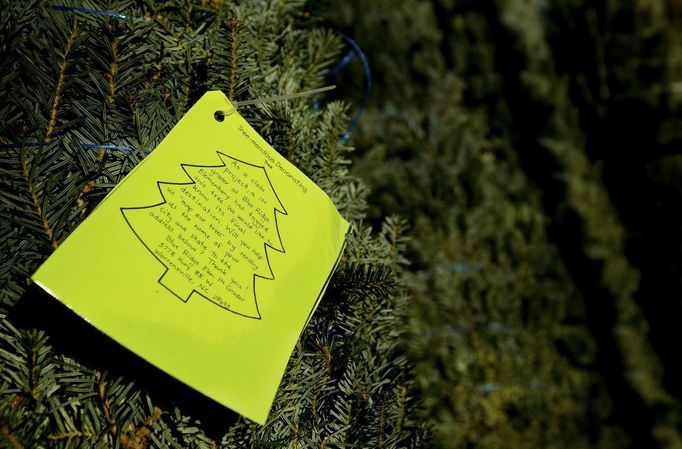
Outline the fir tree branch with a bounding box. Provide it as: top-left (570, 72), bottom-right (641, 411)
top-left (180, 46), bottom-right (192, 113)
top-left (20, 152), bottom-right (58, 249)
top-left (28, 348), bottom-right (38, 402)
top-left (0, 421), bottom-right (24, 449)
top-left (48, 431), bottom-right (95, 441)
top-left (322, 345), bottom-right (331, 376)
top-left (143, 42), bottom-right (163, 90)
top-left (227, 19), bottom-right (241, 101)
top-left (378, 399), bottom-right (385, 449)
top-left (397, 385), bottom-right (406, 435)
top-left (20, 21), bottom-right (80, 250)
top-left (75, 21), bottom-right (120, 213)
top-left (106, 34), bottom-right (119, 105)
top-left (45, 21), bottom-right (79, 142)
top-left (292, 422), bottom-right (299, 449)
top-left (120, 406), bottom-right (161, 449)
top-left (328, 263), bottom-right (396, 300)
top-left (96, 372), bottom-right (118, 437)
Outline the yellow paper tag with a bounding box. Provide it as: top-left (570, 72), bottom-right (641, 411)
top-left (31, 91), bottom-right (349, 424)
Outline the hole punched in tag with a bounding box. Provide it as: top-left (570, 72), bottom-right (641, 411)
top-left (213, 85), bottom-right (336, 122)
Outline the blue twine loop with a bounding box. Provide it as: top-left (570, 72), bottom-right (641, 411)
top-left (80, 143), bottom-right (143, 153)
top-left (328, 50), bottom-right (356, 77)
top-left (326, 30), bottom-right (372, 142)
top-left (477, 383), bottom-right (499, 393)
top-left (476, 381), bottom-right (546, 393)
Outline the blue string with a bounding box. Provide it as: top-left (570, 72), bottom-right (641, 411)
top-left (82, 143), bottom-right (152, 154)
top-left (416, 322), bottom-right (518, 337)
top-left (0, 141), bottom-right (148, 154)
top-left (476, 381), bottom-right (546, 393)
top-left (331, 30), bottom-right (372, 142)
top-left (80, 143), bottom-right (139, 152)
top-left (51, 4), bottom-right (130, 20)
top-left (0, 141), bottom-right (50, 149)
top-left (442, 263), bottom-right (484, 273)
top-left (312, 50), bottom-right (351, 109)
top-left (327, 50), bottom-right (356, 77)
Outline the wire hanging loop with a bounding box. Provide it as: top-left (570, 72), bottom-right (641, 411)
top-left (214, 85), bottom-right (336, 121)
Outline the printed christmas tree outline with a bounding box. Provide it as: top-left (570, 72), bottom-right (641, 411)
top-left (120, 151), bottom-right (287, 319)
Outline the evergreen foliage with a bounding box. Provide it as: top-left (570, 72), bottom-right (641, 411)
top-left (327, 0), bottom-right (682, 447)
top-left (0, 1), bottom-right (426, 447)
top-left (2, 0), bottom-right (681, 447)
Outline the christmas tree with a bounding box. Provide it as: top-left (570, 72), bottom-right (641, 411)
top-left (2, 0), bottom-right (681, 447)
top-left (327, 0), bottom-right (682, 447)
top-left (0, 1), bottom-right (426, 447)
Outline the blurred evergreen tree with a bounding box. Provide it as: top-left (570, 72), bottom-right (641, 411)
top-left (326, 0), bottom-right (682, 447)
top-left (0, 1), bottom-right (427, 447)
